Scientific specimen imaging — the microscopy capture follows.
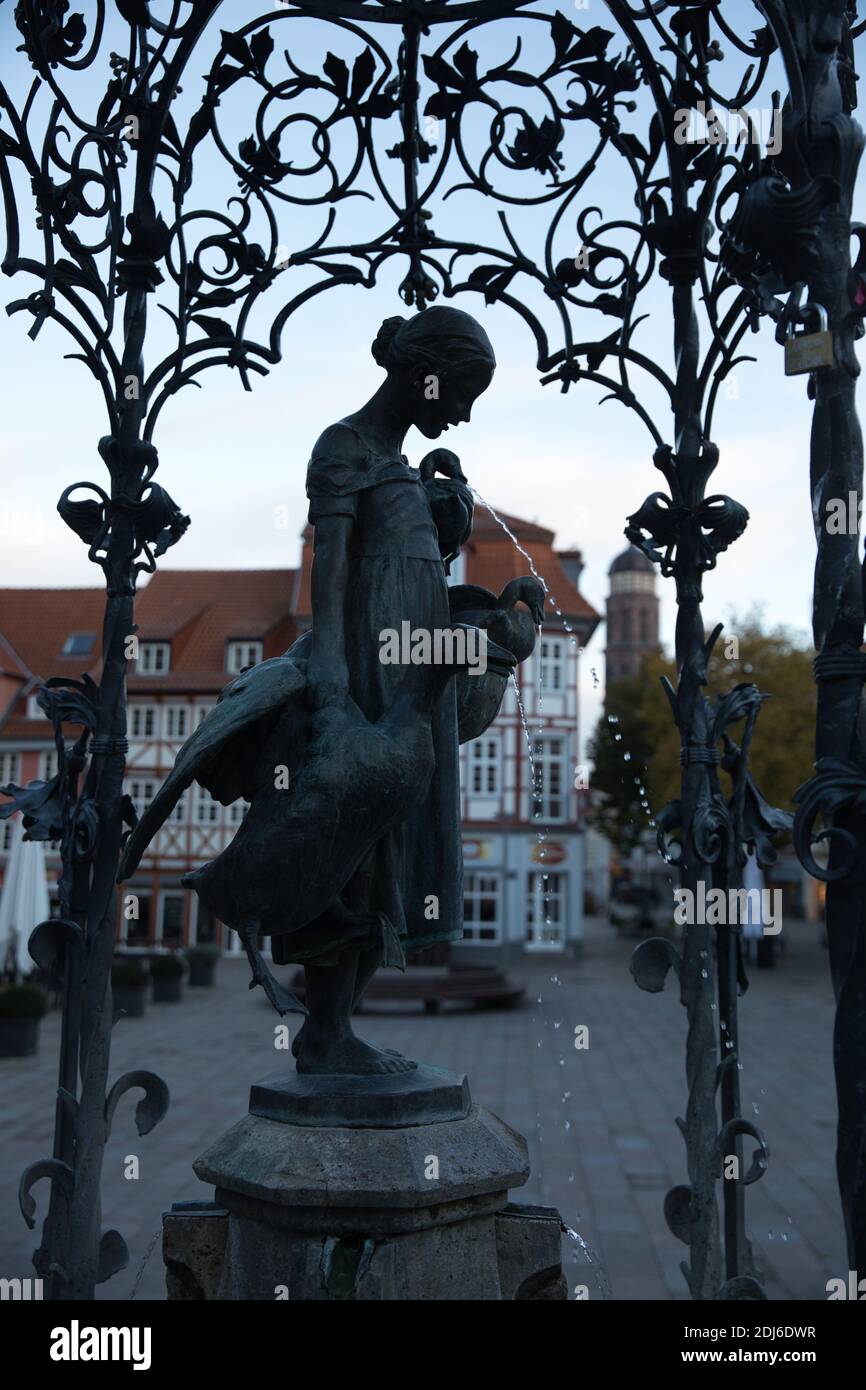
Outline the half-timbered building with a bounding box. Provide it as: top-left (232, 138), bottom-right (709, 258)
top-left (0, 509), bottom-right (600, 962)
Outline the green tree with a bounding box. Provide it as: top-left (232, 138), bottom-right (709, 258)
top-left (588, 614), bottom-right (816, 855)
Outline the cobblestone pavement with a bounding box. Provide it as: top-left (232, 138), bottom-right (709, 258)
top-left (0, 916), bottom-right (845, 1301)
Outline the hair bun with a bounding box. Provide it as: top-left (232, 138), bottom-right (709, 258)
top-left (371, 315), bottom-right (405, 368)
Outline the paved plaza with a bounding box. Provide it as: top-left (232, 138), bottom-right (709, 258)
top-left (0, 916), bottom-right (846, 1301)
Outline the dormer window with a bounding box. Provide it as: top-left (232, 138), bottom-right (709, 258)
top-left (138, 642), bottom-right (170, 675)
top-left (26, 694), bottom-right (47, 720)
top-left (227, 640), bottom-right (262, 674)
top-left (62, 632), bottom-right (96, 658)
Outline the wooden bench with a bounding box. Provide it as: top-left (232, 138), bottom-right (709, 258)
top-left (290, 965), bottom-right (524, 1013)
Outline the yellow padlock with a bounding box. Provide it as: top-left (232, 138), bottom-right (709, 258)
top-left (785, 304), bottom-right (834, 376)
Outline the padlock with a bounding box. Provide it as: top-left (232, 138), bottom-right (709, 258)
top-left (785, 304), bottom-right (834, 376)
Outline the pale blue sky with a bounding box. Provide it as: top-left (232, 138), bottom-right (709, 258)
top-left (1, 2), bottom-right (863, 748)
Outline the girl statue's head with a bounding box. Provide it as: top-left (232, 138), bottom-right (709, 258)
top-left (371, 306), bottom-right (496, 439)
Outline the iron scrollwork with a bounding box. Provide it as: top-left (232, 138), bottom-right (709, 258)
top-left (0, 0), bottom-right (843, 1299)
top-left (721, 0), bottom-right (866, 1272)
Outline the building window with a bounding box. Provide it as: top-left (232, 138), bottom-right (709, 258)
top-left (639, 609), bottom-right (649, 642)
top-left (195, 785), bottom-right (221, 824)
top-left (0, 820), bottom-right (15, 852)
top-left (226, 640), bottom-right (263, 674)
top-left (165, 705), bottom-right (189, 740)
top-left (526, 871), bottom-right (566, 948)
top-left (539, 638), bottom-right (566, 692)
top-left (158, 893), bottom-right (185, 947)
top-left (127, 779), bottom-right (157, 817)
top-left (531, 736), bottom-right (568, 822)
top-left (227, 800), bottom-right (250, 826)
top-left (463, 873), bottom-right (502, 944)
top-left (39, 749), bottom-right (58, 782)
top-left (62, 632), bottom-right (96, 658)
top-left (26, 694), bottom-right (48, 720)
top-left (468, 735), bottom-right (501, 796)
top-left (195, 703), bottom-right (216, 728)
top-left (612, 571), bottom-right (655, 595)
top-left (129, 704), bottom-right (157, 739)
top-left (0, 753), bottom-right (20, 786)
top-left (171, 794), bottom-right (187, 825)
top-left (137, 642), bottom-right (170, 675)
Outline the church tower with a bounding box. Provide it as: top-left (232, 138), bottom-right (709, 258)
top-left (605, 545), bottom-right (659, 684)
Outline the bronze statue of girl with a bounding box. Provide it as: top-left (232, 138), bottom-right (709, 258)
top-left (294, 306), bottom-right (495, 1074)
top-left (118, 307), bottom-right (502, 1077)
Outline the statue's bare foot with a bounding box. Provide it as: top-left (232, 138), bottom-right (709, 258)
top-left (296, 1032), bottom-right (417, 1076)
top-left (292, 1021), bottom-right (405, 1061)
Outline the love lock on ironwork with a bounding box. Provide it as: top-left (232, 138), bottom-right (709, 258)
top-left (785, 303), bottom-right (835, 376)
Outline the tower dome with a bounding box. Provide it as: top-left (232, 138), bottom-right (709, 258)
top-left (608, 545), bottom-right (655, 577)
top-left (605, 546), bottom-right (659, 683)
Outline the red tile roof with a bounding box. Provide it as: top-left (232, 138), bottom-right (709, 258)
top-left (0, 587), bottom-right (106, 683)
top-left (0, 631), bottom-right (31, 681)
top-left (129, 569), bottom-right (299, 691)
top-left (0, 571), bottom-right (300, 723)
top-left (467, 507), bottom-right (555, 544)
top-left (0, 506), bottom-right (600, 729)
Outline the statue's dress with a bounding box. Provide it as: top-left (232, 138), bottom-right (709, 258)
top-left (298, 419), bottom-right (464, 961)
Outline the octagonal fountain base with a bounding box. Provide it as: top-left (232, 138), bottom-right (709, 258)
top-left (164, 1066), bottom-right (566, 1301)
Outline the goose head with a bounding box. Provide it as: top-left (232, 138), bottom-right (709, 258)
top-left (419, 448), bottom-right (467, 483)
top-left (497, 576), bottom-right (546, 629)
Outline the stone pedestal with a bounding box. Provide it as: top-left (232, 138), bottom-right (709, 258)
top-left (165, 1066), bottom-right (566, 1301)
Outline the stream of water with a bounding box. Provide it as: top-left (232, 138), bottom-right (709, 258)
top-left (472, 492), bottom-right (626, 1296)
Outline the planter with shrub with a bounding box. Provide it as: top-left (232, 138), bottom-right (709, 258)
top-left (185, 944), bottom-right (220, 988)
top-left (151, 953), bottom-right (184, 1003)
top-left (0, 984), bottom-right (47, 1057)
top-left (112, 961), bottom-right (148, 1018)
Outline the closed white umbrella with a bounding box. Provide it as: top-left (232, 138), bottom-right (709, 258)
top-left (0, 815), bottom-right (51, 978)
top-left (742, 850), bottom-right (765, 942)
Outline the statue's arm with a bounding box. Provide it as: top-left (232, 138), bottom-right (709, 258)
top-left (308, 513), bottom-right (353, 691)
